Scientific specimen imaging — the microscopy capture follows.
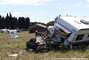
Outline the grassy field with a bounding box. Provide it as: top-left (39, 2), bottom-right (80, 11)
top-left (0, 31), bottom-right (89, 60)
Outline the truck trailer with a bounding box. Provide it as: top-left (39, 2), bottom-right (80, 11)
top-left (26, 16), bottom-right (89, 52)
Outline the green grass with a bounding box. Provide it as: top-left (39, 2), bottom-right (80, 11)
top-left (0, 31), bottom-right (89, 60)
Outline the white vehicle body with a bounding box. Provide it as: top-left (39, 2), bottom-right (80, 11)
top-left (53, 16), bottom-right (89, 47)
top-left (8, 30), bottom-right (18, 38)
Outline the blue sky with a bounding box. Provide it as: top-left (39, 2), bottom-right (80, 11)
top-left (0, 0), bottom-right (89, 23)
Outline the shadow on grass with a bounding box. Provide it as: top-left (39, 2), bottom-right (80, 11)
top-left (43, 45), bottom-right (88, 54)
top-left (25, 46), bottom-right (87, 54)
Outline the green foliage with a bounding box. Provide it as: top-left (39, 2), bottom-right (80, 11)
top-left (5, 13), bottom-right (18, 29)
top-left (0, 13), bottom-right (60, 29)
top-left (55, 16), bottom-right (58, 21)
top-left (0, 13), bottom-right (30, 29)
top-left (18, 17), bottom-right (30, 29)
top-left (0, 16), bottom-right (5, 29)
top-left (30, 22), bottom-right (46, 26)
top-left (46, 21), bottom-right (55, 26)
top-left (30, 21), bottom-right (55, 26)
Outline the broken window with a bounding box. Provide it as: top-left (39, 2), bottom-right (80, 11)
top-left (87, 34), bottom-right (89, 37)
top-left (76, 34), bottom-right (84, 40)
top-left (11, 32), bottom-right (14, 34)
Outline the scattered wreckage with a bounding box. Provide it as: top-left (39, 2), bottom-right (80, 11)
top-left (26, 16), bottom-right (89, 52)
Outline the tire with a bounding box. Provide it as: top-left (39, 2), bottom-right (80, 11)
top-left (35, 45), bottom-right (49, 53)
top-left (29, 38), bottom-right (36, 43)
top-left (26, 41), bottom-right (37, 49)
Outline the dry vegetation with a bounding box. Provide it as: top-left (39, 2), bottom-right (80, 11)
top-left (0, 31), bottom-right (89, 60)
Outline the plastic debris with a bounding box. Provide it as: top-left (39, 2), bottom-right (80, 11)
top-left (19, 50), bottom-right (22, 54)
top-left (8, 53), bottom-right (18, 57)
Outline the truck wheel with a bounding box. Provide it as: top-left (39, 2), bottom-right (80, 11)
top-left (29, 38), bottom-right (36, 43)
top-left (35, 45), bottom-right (49, 53)
top-left (26, 41), bottom-right (37, 49)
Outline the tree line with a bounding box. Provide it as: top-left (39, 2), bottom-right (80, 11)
top-left (0, 13), bottom-right (30, 29)
top-left (30, 21), bottom-right (55, 26)
top-left (30, 16), bottom-right (59, 26)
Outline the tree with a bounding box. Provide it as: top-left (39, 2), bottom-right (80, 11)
top-left (5, 13), bottom-right (11, 29)
top-left (55, 16), bottom-right (58, 21)
top-left (0, 13), bottom-right (30, 29)
top-left (1, 17), bottom-right (5, 29)
top-left (0, 15), bottom-right (2, 29)
top-left (11, 17), bottom-right (17, 29)
top-left (5, 13), bottom-right (18, 29)
top-left (30, 22), bottom-right (46, 26)
top-left (18, 17), bottom-right (23, 29)
top-left (46, 21), bottom-right (55, 26)
top-left (25, 17), bottom-right (30, 29)
top-left (0, 15), bottom-right (5, 29)
top-left (17, 17), bottom-right (30, 29)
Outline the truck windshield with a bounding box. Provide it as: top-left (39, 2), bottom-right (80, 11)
top-left (76, 34), bottom-right (84, 41)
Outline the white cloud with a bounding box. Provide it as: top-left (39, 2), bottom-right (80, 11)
top-left (86, 0), bottom-right (89, 7)
top-left (12, 12), bottom-right (21, 15)
top-left (12, 12), bottom-right (33, 15)
top-left (0, 0), bottom-right (53, 6)
top-left (86, 5), bottom-right (89, 7)
top-left (74, 2), bottom-right (82, 7)
top-left (12, 12), bottom-right (33, 17)
top-left (86, 0), bottom-right (89, 2)
top-left (31, 2), bottom-right (45, 6)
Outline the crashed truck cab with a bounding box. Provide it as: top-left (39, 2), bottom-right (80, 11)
top-left (26, 16), bottom-right (89, 52)
top-left (55, 16), bottom-right (89, 49)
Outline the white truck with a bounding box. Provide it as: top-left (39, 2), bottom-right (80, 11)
top-left (26, 16), bottom-right (89, 52)
top-left (53, 16), bottom-right (89, 49)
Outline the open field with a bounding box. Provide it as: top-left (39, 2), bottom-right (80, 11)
top-left (0, 31), bottom-right (89, 60)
